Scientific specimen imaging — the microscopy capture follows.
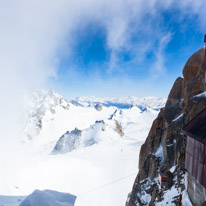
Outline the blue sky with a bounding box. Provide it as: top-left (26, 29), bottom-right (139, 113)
top-left (1, 0), bottom-right (206, 99)
top-left (48, 1), bottom-right (204, 98)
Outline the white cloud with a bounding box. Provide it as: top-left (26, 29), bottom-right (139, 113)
top-left (151, 33), bottom-right (172, 76)
top-left (0, 0), bottom-right (205, 150)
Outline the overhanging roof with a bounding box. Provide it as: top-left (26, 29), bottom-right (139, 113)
top-left (182, 107), bottom-right (206, 144)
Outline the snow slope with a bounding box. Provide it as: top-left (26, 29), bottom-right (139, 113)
top-left (0, 90), bottom-right (166, 206)
top-left (0, 190), bottom-right (76, 206)
top-left (20, 189), bottom-right (76, 206)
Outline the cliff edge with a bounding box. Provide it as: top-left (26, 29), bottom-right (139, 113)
top-left (127, 48), bottom-right (206, 206)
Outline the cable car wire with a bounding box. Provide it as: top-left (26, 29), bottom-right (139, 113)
top-left (78, 172), bottom-right (137, 197)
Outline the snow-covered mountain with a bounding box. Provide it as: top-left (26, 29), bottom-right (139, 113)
top-left (69, 96), bottom-right (166, 110)
top-left (22, 90), bottom-right (165, 146)
top-left (0, 90), bottom-right (166, 206)
top-left (23, 89), bottom-right (70, 141)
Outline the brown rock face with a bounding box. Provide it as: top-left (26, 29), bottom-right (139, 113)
top-left (163, 77), bottom-right (184, 124)
top-left (166, 77), bottom-right (184, 106)
top-left (183, 48), bottom-right (206, 109)
top-left (183, 48), bottom-right (205, 80)
top-left (127, 47), bottom-right (206, 206)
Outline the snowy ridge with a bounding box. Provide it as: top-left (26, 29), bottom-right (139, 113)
top-left (52, 128), bottom-right (82, 154)
top-left (23, 89), bottom-right (70, 141)
top-left (52, 118), bottom-right (126, 154)
top-left (22, 90), bottom-right (165, 146)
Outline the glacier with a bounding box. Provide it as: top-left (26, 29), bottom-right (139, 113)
top-left (0, 90), bottom-right (166, 206)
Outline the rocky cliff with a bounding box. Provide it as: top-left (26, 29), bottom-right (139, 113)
top-left (127, 48), bottom-right (206, 206)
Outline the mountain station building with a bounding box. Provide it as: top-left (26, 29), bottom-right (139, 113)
top-left (182, 107), bottom-right (206, 188)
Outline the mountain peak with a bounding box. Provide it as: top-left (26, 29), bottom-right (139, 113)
top-left (127, 47), bottom-right (206, 206)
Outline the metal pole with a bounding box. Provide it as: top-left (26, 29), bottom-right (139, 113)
top-left (204, 35), bottom-right (206, 90)
top-left (204, 35), bottom-right (206, 66)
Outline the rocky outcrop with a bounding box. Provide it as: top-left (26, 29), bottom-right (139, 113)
top-left (114, 120), bottom-right (124, 137)
top-left (127, 48), bottom-right (206, 206)
top-left (95, 103), bottom-right (103, 111)
top-left (52, 128), bottom-right (82, 154)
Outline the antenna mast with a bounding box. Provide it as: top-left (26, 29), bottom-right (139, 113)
top-left (204, 35), bottom-right (206, 90)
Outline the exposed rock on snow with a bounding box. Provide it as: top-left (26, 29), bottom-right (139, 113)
top-left (94, 103), bottom-right (102, 111)
top-left (51, 121), bottom-right (108, 154)
top-left (108, 109), bottom-right (118, 120)
top-left (70, 100), bottom-right (84, 107)
top-left (52, 128), bottom-right (82, 154)
top-left (114, 120), bottom-right (124, 137)
top-left (50, 113), bottom-right (132, 154)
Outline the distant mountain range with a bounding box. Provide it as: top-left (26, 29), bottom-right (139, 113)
top-left (22, 89), bottom-right (166, 150)
top-left (69, 96), bottom-right (166, 110)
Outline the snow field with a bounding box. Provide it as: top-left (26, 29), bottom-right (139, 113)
top-left (0, 91), bottom-right (164, 206)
